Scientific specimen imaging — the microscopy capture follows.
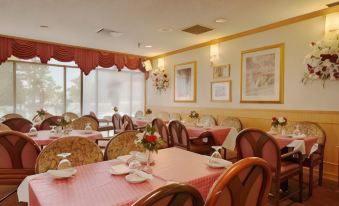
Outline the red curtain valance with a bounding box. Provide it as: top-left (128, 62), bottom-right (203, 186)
top-left (0, 36), bottom-right (147, 75)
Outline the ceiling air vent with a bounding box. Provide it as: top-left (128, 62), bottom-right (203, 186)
top-left (96, 28), bottom-right (123, 37)
top-left (182, 25), bottom-right (213, 35)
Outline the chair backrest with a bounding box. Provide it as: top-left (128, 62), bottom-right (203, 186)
top-left (0, 131), bottom-right (40, 184)
top-left (122, 115), bottom-right (135, 130)
top-left (152, 118), bottom-right (170, 146)
top-left (0, 123), bottom-right (11, 132)
top-left (104, 130), bottom-right (141, 160)
top-left (219, 116), bottom-right (242, 132)
top-left (199, 115), bottom-right (217, 127)
top-left (83, 114), bottom-right (100, 126)
top-left (39, 116), bottom-right (62, 130)
top-left (32, 112), bottom-right (53, 123)
top-left (3, 118), bottom-right (33, 133)
top-left (112, 113), bottom-right (122, 131)
top-left (170, 113), bottom-right (181, 121)
top-left (89, 111), bottom-right (97, 118)
top-left (236, 129), bottom-right (280, 173)
top-left (284, 121), bottom-right (326, 145)
top-left (71, 116), bottom-right (99, 131)
top-left (168, 120), bottom-right (190, 149)
top-left (157, 112), bottom-right (170, 121)
top-left (2, 113), bottom-right (23, 120)
top-left (135, 110), bottom-right (144, 118)
top-left (62, 112), bottom-right (79, 121)
top-left (132, 183), bottom-right (204, 206)
top-left (35, 136), bottom-right (103, 173)
top-left (205, 157), bottom-right (272, 206)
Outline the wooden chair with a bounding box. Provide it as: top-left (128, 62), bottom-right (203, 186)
top-left (62, 112), bottom-right (79, 121)
top-left (122, 114), bottom-right (145, 131)
top-left (1, 113), bottom-right (23, 120)
top-left (0, 131), bottom-right (40, 203)
top-left (39, 116), bottom-right (62, 130)
top-left (285, 121), bottom-right (326, 196)
top-left (71, 116), bottom-right (99, 131)
top-left (112, 113), bottom-right (122, 133)
top-left (168, 120), bottom-right (213, 155)
top-left (218, 116), bottom-right (242, 132)
top-left (35, 136), bottom-right (103, 173)
top-left (205, 157), bottom-right (272, 206)
top-left (0, 123), bottom-right (11, 132)
top-left (2, 118), bottom-right (33, 133)
top-left (198, 115), bottom-right (217, 127)
top-left (32, 112), bottom-right (53, 123)
top-left (132, 183), bottom-right (204, 206)
top-left (236, 129), bottom-right (303, 206)
top-left (84, 114), bottom-right (113, 133)
top-left (152, 118), bottom-right (171, 148)
top-left (0, 131), bottom-right (41, 184)
top-left (104, 130), bottom-right (142, 160)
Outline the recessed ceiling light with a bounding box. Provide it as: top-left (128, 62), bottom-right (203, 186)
top-left (157, 27), bottom-right (173, 33)
top-left (40, 25), bottom-right (48, 28)
top-left (144, 45), bottom-right (153, 48)
top-left (109, 31), bottom-right (123, 37)
top-left (215, 18), bottom-right (227, 23)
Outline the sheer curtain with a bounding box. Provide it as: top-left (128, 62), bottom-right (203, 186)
top-left (0, 62), bottom-right (14, 117)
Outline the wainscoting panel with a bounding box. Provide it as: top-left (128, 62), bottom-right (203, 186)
top-left (149, 106), bottom-right (339, 181)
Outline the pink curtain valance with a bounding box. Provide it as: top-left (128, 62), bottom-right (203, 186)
top-left (0, 36), bottom-right (147, 75)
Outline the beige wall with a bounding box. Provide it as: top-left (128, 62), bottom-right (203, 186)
top-left (146, 16), bottom-right (339, 110)
top-left (146, 16), bottom-right (339, 181)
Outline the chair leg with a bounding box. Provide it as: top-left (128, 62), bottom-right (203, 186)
top-left (319, 162), bottom-right (324, 186)
top-left (0, 188), bottom-right (17, 203)
top-left (309, 166), bottom-right (313, 197)
top-left (275, 180), bottom-right (280, 206)
top-left (299, 168), bottom-right (303, 202)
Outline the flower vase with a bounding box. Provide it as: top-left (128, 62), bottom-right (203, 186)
top-left (279, 125), bottom-right (286, 135)
top-left (143, 150), bottom-right (153, 174)
top-left (270, 126), bottom-right (278, 134)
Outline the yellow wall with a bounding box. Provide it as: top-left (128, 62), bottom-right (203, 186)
top-left (149, 106), bottom-right (339, 181)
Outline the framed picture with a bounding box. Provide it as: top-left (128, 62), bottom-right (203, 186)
top-left (174, 61), bottom-right (197, 102)
top-left (210, 80), bottom-right (232, 102)
top-left (213, 64), bottom-right (230, 79)
top-left (240, 43), bottom-right (284, 103)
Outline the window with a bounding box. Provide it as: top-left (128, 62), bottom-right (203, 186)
top-left (83, 68), bottom-right (145, 118)
top-left (0, 62), bottom-right (14, 117)
top-left (66, 68), bottom-right (81, 116)
top-left (0, 58), bottom-right (145, 119)
top-left (16, 62), bottom-right (64, 119)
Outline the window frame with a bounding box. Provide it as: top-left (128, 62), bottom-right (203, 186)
top-left (4, 59), bottom-right (146, 117)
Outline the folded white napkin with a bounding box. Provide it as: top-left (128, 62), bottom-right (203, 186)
top-left (17, 174), bottom-right (43, 203)
top-left (110, 164), bottom-right (130, 174)
top-left (222, 127), bottom-right (238, 150)
top-left (287, 140), bottom-right (306, 155)
top-left (308, 143), bottom-right (319, 158)
top-left (47, 168), bottom-right (77, 178)
top-left (130, 169), bottom-right (153, 180)
top-left (210, 157), bottom-right (232, 167)
top-left (117, 155), bottom-right (133, 163)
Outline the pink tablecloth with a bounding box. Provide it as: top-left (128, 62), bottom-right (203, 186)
top-left (186, 126), bottom-right (231, 145)
top-left (28, 130), bottom-right (103, 146)
top-left (274, 135), bottom-right (318, 155)
top-left (28, 148), bottom-right (227, 206)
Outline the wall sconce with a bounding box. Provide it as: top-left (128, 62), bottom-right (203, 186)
top-left (210, 44), bottom-right (219, 65)
top-left (158, 57), bottom-right (165, 71)
top-left (325, 12), bottom-right (339, 34)
top-left (143, 60), bottom-right (153, 71)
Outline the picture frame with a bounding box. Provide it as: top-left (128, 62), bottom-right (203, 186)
top-left (240, 43), bottom-right (284, 104)
top-left (210, 80), bottom-right (232, 102)
top-left (213, 64), bottom-right (230, 79)
top-left (174, 61), bottom-right (197, 102)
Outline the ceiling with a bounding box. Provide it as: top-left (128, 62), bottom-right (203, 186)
top-left (0, 0), bottom-right (335, 57)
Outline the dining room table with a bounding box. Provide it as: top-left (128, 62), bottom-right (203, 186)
top-left (273, 134), bottom-right (319, 156)
top-left (27, 130), bottom-right (104, 147)
top-left (22, 147), bottom-right (231, 206)
top-left (186, 125), bottom-right (232, 145)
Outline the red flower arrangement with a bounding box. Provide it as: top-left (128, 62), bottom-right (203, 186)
top-left (135, 125), bottom-right (163, 153)
top-left (271, 116), bottom-right (287, 127)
